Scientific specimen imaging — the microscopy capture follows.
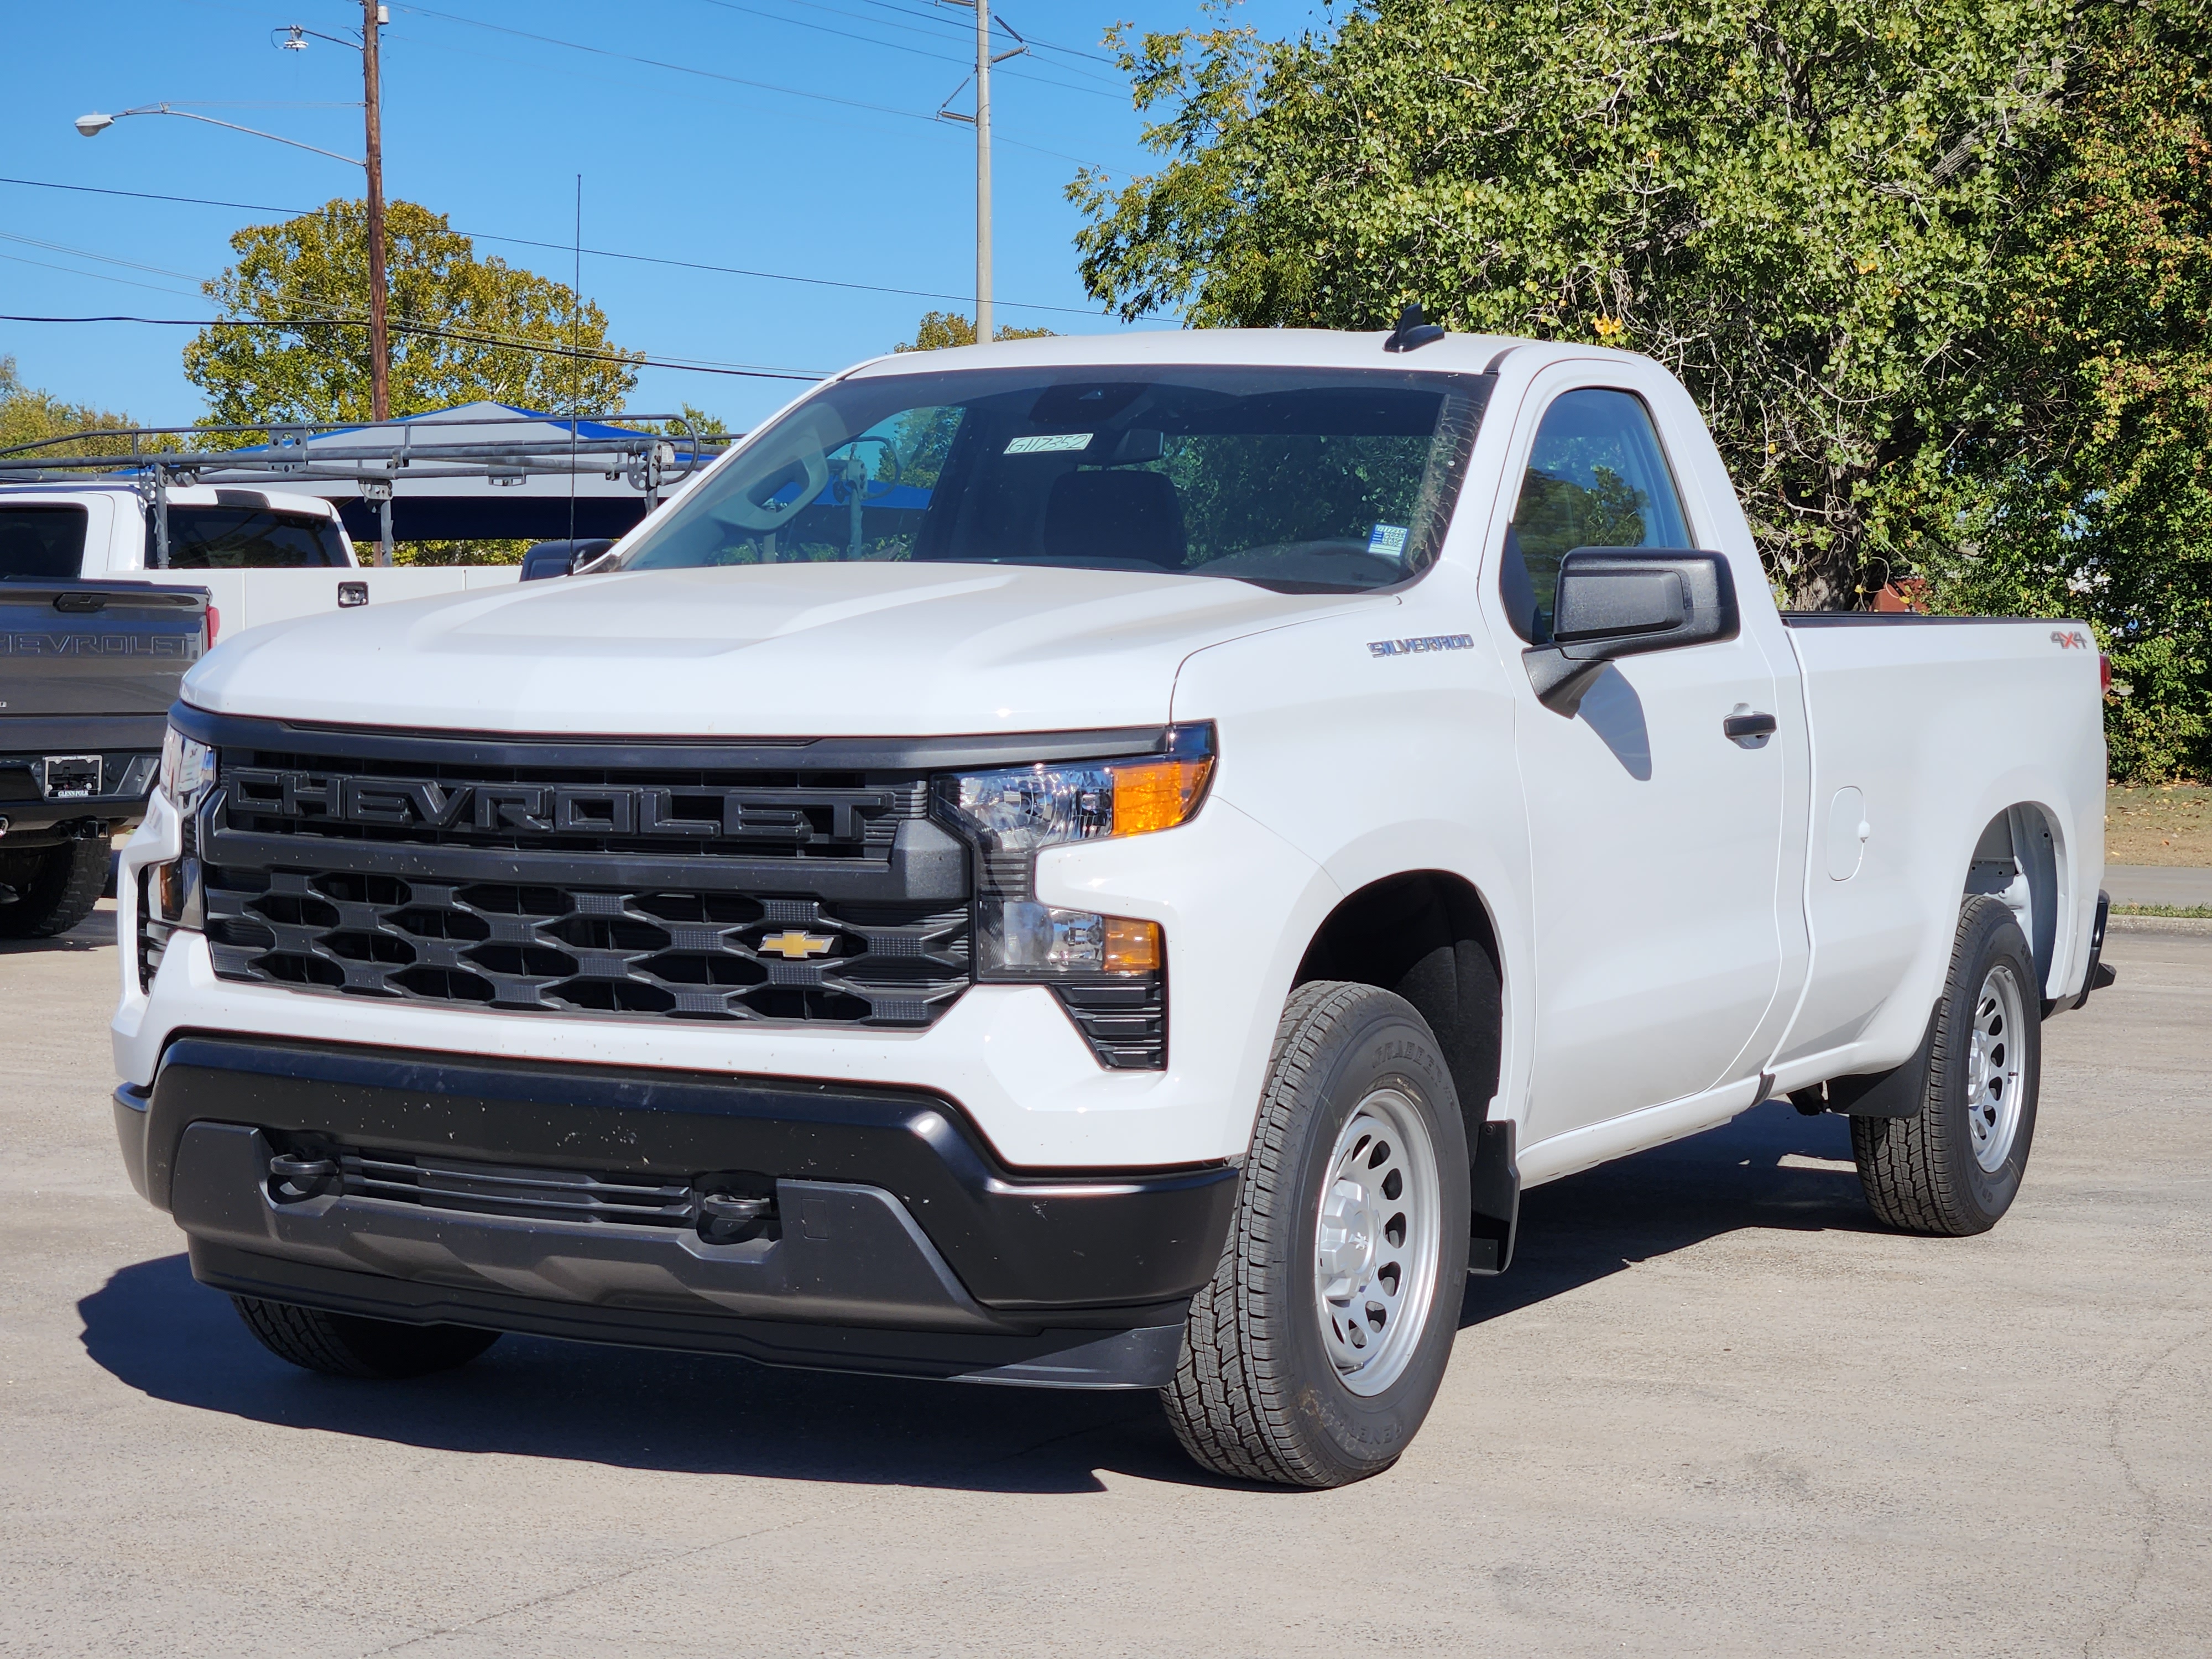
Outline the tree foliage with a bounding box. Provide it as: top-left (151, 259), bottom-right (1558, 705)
top-left (1925, 2), bottom-right (2212, 779)
top-left (1072, 0), bottom-right (2073, 612)
top-left (1072, 0), bottom-right (2212, 777)
top-left (895, 310), bottom-right (1057, 351)
top-left (184, 199), bottom-right (641, 431)
top-left (0, 357), bottom-right (140, 456)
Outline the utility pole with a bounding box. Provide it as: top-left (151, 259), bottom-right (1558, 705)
top-left (362, 0), bottom-right (390, 422)
top-left (973, 0), bottom-right (991, 344)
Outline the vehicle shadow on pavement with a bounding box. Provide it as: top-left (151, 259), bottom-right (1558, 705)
top-left (0, 900), bottom-right (116, 955)
top-left (75, 1254), bottom-right (1193, 1494)
top-left (1459, 1100), bottom-right (1884, 1328)
top-left (75, 1102), bottom-right (1879, 1494)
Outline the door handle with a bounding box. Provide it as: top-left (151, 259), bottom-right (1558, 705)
top-left (1724, 711), bottom-right (1777, 742)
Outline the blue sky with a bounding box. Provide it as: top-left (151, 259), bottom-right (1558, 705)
top-left (1, 0), bottom-right (1330, 431)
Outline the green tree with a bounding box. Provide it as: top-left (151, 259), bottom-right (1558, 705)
top-left (895, 310), bottom-right (1056, 351)
top-left (1925, 0), bottom-right (2212, 779)
top-left (184, 198), bottom-right (641, 431)
top-left (1069, 1), bottom-right (2075, 612)
top-left (0, 357), bottom-right (141, 456)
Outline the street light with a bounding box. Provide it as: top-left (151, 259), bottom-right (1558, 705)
top-left (72, 2), bottom-right (393, 424)
top-left (73, 103), bottom-right (363, 166)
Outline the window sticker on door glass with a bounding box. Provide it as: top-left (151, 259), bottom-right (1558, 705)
top-left (1004, 432), bottom-right (1093, 455)
top-left (1366, 522), bottom-right (1409, 557)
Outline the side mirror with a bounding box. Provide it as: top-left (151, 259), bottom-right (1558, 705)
top-left (1523, 548), bottom-right (1739, 714)
top-left (519, 538), bottom-right (615, 582)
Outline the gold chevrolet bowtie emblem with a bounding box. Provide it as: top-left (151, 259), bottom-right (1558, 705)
top-left (759, 930), bottom-right (835, 960)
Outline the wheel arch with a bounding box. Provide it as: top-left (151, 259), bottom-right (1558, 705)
top-left (1964, 802), bottom-right (2063, 997)
top-left (1291, 870), bottom-right (1505, 1126)
top-left (1290, 870), bottom-right (1519, 1271)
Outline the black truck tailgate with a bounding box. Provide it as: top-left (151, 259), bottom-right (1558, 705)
top-left (1, 581), bottom-right (208, 831)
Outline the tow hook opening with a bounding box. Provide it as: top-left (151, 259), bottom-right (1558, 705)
top-left (693, 1177), bottom-right (779, 1245)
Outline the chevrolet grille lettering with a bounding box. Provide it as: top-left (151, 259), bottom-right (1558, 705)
top-left (758, 930), bottom-right (835, 959)
top-left (223, 769), bottom-right (896, 844)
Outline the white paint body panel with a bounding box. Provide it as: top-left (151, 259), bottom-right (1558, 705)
top-left (113, 331), bottom-right (2107, 1177)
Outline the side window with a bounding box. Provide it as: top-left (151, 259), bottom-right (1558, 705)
top-left (0, 505), bottom-right (88, 580)
top-left (153, 507), bottom-right (348, 569)
top-left (1499, 389), bottom-right (1691, 643)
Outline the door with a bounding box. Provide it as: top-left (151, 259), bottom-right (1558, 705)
top-left (1503, 378), bottom-right (1788, 1141)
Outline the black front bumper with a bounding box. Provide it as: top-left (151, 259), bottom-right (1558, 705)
top-left (121, 1037), bottom-right (1238, 1388)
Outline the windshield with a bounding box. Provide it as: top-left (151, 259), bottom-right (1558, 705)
top-left (620, 364), bottom-right (1490, 592)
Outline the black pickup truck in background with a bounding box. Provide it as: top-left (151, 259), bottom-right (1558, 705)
top-left (1, 580), bottom-right (208, 937)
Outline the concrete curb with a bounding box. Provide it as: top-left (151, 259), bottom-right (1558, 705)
top-left (2107, 912), bottom-right (2212, 936)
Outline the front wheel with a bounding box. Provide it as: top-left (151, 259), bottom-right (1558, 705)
top-left (1164, 981), bottom-right (1471, 1488)
top-left (232, 1297), bottom-right (502, 1379)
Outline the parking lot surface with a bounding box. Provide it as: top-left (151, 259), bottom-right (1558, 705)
top-left (3, 907), bottom-right (2205, 1657)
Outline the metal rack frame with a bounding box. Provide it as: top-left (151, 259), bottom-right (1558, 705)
top-left (0, 411), bottom-right (727, 566)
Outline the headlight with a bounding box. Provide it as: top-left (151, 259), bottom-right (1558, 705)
top-left (159, 724), bottom-right (217, 813)
top-left (936, 724), bottom-right (1212, 981)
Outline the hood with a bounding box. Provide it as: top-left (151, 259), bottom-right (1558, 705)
top-left (183, 560), bottom-right (1394, 737)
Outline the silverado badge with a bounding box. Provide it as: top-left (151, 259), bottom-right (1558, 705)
top-left (758, 930), bottom-right (836, 960)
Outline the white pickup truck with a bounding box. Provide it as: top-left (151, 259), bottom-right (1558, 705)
top-left (111, 327), bottom-right (2112, 1488)
top-left (0, 481), bottom-right (522, 636)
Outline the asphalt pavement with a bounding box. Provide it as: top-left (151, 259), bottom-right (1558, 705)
top-left (2106, 863), bottom-right (2212, 909)
top-left (2, 906), bottom-right (2206, 1658)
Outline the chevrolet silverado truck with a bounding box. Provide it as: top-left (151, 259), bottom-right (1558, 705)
top-left (1, 576), bottom-right (206, 936)
top-left (111, 327), bottom-right (2112, 1488)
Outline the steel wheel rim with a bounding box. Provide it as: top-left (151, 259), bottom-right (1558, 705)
top-left (1965, 962), bottom-right (2028, 1173)
top-left (1313, 1086), bottom-right (1442, 1396)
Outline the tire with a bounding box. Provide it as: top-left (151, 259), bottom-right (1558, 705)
top-left (1851, 896), bottom-right (2041, 1237)
top-left (1164, 980), bottom-right (1472, 1488)
top-left (0, 839), bottom-right (109, 938)
top-left (232, 1296), bottom-right (502, 1379)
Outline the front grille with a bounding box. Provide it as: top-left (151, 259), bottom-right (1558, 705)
top-left (204, 869), bottom-right (968, 1024)
top-left (194, 733), bottom-right (973, 1027)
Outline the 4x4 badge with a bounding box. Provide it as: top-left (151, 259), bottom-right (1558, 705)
top-left (759, 930), bottom-right (835, 959)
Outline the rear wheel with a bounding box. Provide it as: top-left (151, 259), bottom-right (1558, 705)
top-left (232, 1296), bottom-right (502, 1379)
top-left (1164, 981), bottom-right (1470, 1488)
top-left (0, 839), bottom-right (108, 938)
top-left (1852, 896), bottom-right (2041, 1236)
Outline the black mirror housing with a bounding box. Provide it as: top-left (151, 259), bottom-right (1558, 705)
top-left (1524, 548), bottom-right (1740, 714)
top-left (519, 538), bottom-right (616, 582)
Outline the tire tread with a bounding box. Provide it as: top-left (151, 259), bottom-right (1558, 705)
top-left (1852, 896), bottom-right (2033, 1237)
top-left (1164, 980), bottom-right (1387, 1487)
top-left (0, 840), bottom-right (108, 939)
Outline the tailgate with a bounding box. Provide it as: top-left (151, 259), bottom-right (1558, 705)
top-left (0, 581), bottom-right (208, 720)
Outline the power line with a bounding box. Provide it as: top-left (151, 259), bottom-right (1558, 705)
top-left (0, 315), bottom-right (827, 382)
top-left (0, 230), bottom-right (205, 284)
top-left (0, 174), bottom-right (1105, 317)
top-left (392, 3), bottom-right (1113, 151)
top-left (834, 0), bottom-right (1122, 67)
top-left (675, 0), bottom-right (1120, 99)
top-left (0, 251), bottom-right (204, 299)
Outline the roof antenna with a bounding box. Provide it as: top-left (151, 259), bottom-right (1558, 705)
top-left (1384, 303), bottom-right (1446, 353)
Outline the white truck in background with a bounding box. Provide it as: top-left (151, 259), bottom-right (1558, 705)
top-left (0, 481), bottom-right (523, 636)
top-left (112, 325), bottom-right (2115, 1489)
top-left (0, 407), bottom-right (710, 636)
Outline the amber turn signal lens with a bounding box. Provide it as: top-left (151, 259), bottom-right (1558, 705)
top-left (155, 861), bottom-right (183, 922)
top-left (1110, 757), bottom-right (1214, 837)
top-left (1103, 917), bottom-right (1162, 974)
